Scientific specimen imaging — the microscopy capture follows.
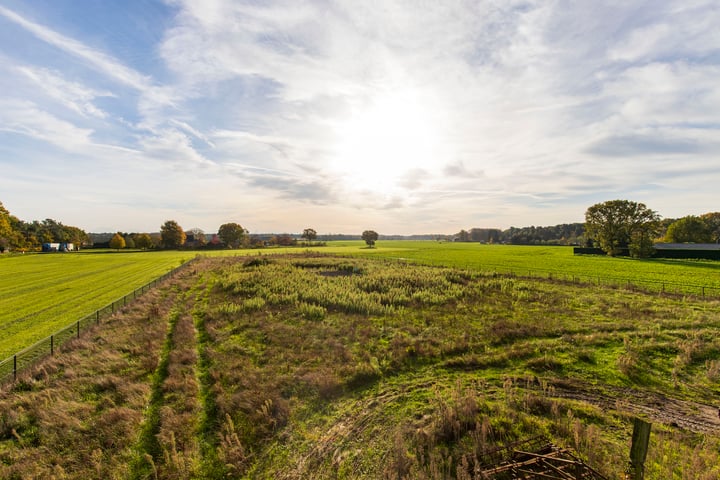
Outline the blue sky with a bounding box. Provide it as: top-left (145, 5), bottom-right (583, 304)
top-left (1, 1), bottom-right (718, 234)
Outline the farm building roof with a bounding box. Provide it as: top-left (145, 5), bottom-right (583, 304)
top-left (654, 243), bottom-right (720, 250)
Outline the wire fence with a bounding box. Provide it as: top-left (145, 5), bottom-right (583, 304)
top-left (3, 251), bottom-right (715, 385)
top-left (0, 257), bottom-right (197, 385)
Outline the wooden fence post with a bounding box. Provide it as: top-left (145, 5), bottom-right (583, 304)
top-left (77, 321), bottom-right (80, 339)
top-left (628, 418), bottom-right (651, 480)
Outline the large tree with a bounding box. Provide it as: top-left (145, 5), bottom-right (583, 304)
top-left (585, 200), bottom-right (660, 257)
top-left (700, 212), bottom-right (720, 243)
top-left (134, 233), bottom-right (153, 250)
top-left (0, 202), bottom-right (12, 252)
top-left (160, 220), bottom-right (186, 249)
top-left (218, 222), bottom-right (246, 248)
top-left (64, 226), bottom-right (88, 248)
top-left (665, 216), bottom-right (712, 243)
top-left (188, 227), bottom-right (207, 246)
top-left (109, 232), bottom-right (126, 250)
top-left (362, 230), bottom-right (379, 248)
top-left (302, 228), bottom-right (317, 244)
top-left (270, 234), bottom-right (295, 246)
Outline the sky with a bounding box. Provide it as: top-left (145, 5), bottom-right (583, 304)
top-left (0, 1), bottom-right (719, 235)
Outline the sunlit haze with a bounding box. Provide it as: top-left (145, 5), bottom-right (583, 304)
top-left (1, 1), bottom-right (718, 235)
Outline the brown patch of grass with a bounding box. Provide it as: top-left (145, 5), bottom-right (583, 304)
top-left (0, 271), bottom-right (194, 479)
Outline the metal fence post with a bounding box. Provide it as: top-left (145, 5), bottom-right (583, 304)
top-left (51, 335), bottom-right (54, 355)
top-left (13, 355), bottom-right (17, 381)
top-left (77, 321), bottom-right (80, 339)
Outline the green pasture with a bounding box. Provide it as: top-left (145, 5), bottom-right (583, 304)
top-left (0, 250), bottom-right (199, 359)
top-left (2, 241), bottom-right (720, 360)
top-left (340, 241), bottom-right (720, 296)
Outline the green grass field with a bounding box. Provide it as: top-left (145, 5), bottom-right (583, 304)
top-left (2, 254), bottom-right (718, 479)
top-left (342, 241), bottom-right (720, 295)
top-left (0, 251), bottom-right (199, 359)
top-left (2, 241), bottom-right (720, 361)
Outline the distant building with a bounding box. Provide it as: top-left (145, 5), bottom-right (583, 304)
top-left (575, 242), bottom-right (720, 260)
top-left (654, 243), bottom-right (720, 250)
top-left (42, 242), bottom-right (75, 252)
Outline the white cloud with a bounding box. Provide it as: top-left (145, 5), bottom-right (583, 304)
top-left (0, 99), bottom-right (93, 150)
top-left (15, 66), bottom-right (113, 118)
top-left (608, 23), bottom-right (672, 62)
top-left (0, 5), bottom-right (151, 90)
top-left (139, 129), bottom-right (215, 168)
top-left (2, 1), bottom-right (720, 233)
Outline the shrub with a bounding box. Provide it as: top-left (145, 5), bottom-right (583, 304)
top-left (242, 297), bottom-right (266, 312)
top-left (297, 302), bottom-right (326, 321)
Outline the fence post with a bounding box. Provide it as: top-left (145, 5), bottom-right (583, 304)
top-left (1, 261), bottom-right (193, 384)
top-left (628, 418), bottom-right (651, 480)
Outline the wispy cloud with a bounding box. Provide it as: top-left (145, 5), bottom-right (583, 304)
top-left (16, 66), bottom-right (113, 118)
top-left (0, 5), bottom-right (151, 90)
top-left (1, 1), bottom-right (719, 233)
top-left (0, 99), bottom-right (93, 150)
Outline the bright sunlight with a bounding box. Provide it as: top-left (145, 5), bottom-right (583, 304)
top-left (331, 89), bottom-right (447, 193)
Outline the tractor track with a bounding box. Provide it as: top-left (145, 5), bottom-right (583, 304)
top-left (541, 379), bottom-right (720, 434)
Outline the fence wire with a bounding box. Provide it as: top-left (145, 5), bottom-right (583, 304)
top-left (0, 258), bottom-right (196, 385)
top-left (3, 252), bottom-right (717, 385)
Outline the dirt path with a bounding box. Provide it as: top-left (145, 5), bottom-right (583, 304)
top-left (542, 379), bottom-right (720, 434)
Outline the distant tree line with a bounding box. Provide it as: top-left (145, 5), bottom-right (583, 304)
top-left (0, 201), bottom-right (88, 253)
top-left (94, 221), bottom-right (251, 251)
top-left (89, 221), bottom-right (315, 251)
top-left (453, 206), bottom-right (720, 255)
top-left (5, 197), bottom-right (719, 258)
top-left (454, 224), bottom-right (586, 246)
top-left (663, 213), bottom-right (720, 243)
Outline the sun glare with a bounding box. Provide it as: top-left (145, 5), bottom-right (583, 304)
top-left (331, 90), bottom-right (445, 193)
